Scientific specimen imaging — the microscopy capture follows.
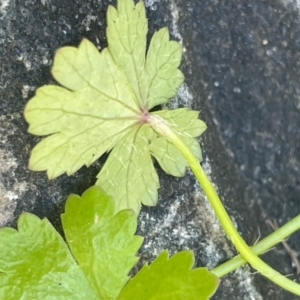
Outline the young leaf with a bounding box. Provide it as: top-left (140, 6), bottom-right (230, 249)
top-left (0, 213), bottom-right (98, 300)
top-left (61, 186), bottom-right (143, 300)
top-left (117, 251), bottom-right (219, 300)
top-left (0, 186), bottom-right (143, 300)
top-left (24, 0), bottom-right (207, 214)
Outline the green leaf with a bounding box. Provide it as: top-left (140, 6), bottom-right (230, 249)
top-left (61, 186), bottom-right (143, 300)
top-left (25, 40), bottom-right (139, 179)
top-left (96, 126), bottom-right (160, 213)
top-left (107, 1), bottom-right (184, 109)
top-left (117, 251), bottom-right (219, 300)
top-left (140, 27), bottom-right (185, 109)
top-left (150, 109), bottom-right (207, 177)
top-left (106, 0), bottom-right (148, 105)
top-left (24, 0), bottom-right (206, 213)
top-left (0, 186), bottom-right (143, 300)
top-left (0, 214), bottom-right (98, 300)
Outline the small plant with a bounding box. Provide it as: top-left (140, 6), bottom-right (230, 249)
top-left (0, 186), bottom-right (219, 299)
top-left (1, 0), bottom-right (300, 298)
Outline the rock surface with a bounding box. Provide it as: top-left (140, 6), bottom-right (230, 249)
top-left (1, 0), bottom-right (300, 299)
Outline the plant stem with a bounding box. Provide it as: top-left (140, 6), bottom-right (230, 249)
top-left (149, 114), bottom-right (300, 296)
top-left (212, 214), bottom-right (300, 277)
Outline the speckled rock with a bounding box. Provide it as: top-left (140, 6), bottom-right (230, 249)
top-left (0, 0), bottom-right (300, 299)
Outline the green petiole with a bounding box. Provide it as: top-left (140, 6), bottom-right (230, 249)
top-left (149, 114), bottom-right (300, 296)
top-left (212, 213), bottom-right (300, 278)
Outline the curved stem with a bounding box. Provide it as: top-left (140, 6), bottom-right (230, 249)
top-left (149, 115), bottom-right (300, 296)
top-left (212, 214), bottom-right (300, 277)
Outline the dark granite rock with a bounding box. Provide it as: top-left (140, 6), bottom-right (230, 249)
top-left (0, 0), bottom-right (300, 299)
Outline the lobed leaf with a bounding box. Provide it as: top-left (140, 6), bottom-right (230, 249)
top-left (107, 0), bottom-right (148, 105)
top-left (0, 213), bottom-right (98, 300)
top-left (150, 109), bottom-right (207, 177)
top-left (25, 39), bottom-right (138, 179)
top-left (117, 250), bottom-right (219, 300)
top-left (24, 0), bottom-right (207, 213)
top-left (0, 187), bottom-right (220, 300)
top-left (61, 186), bottom-right (143, 300)
top-left (96, 125), bottom-right (160, 213)
top-left (0, 186), bottom-right (144, 300)
top-left (140, 28), bottom-right (185, 109)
